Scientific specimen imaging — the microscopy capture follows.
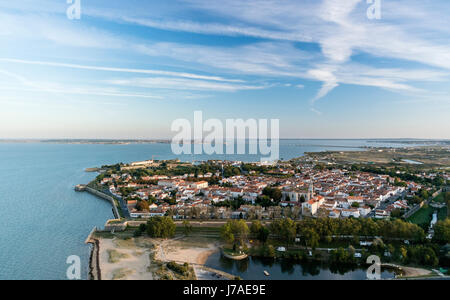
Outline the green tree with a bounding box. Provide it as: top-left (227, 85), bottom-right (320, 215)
top-left (182, 220), bottom-right (193, 236)
top-left (433, 219), bottom-right (450, 244)
top-left (299, 195), bottom-right (306, 203)
top-left (351, 202), bottom-right (360, 208)
top-left (303, 229), bottom-right (320, 250)
top-left (270, 218), bottom-right (296, 245)
top-left (146, 216), bottom-right (176, 238)
top-left (250, 220), bottom-right (262, 237)
top-left (262, 187), bottom-right (282, 204)
top-left (257, 227), bottom-right (270, 245)
top-left (266, 245), bottom-right (276, 258)
top-left (136, 200), bottom-right (149, 211)
top-left (220, 220), bottom-right (249, 248)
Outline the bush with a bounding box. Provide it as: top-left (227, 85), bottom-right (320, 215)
top-left (146, 216), bottom-right (176, 238)
top-left (167, 261), bottom-right (189, 276)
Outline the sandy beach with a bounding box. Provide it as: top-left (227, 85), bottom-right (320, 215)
top-left (396, 266), bottom-right (433, 278)
top-left (94, 235), bottom-right (222, 280)
top-left (154, 237), bottom-right (220, 265)
top-left (97, 237), bottom-right (154, 280)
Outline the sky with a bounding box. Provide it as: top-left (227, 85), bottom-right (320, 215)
top-left (0, 0), bottom-right (449, 139)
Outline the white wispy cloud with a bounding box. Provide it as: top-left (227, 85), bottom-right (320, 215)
top-left (105, 77), bottom-right (268, 92)
top-left (0, 58), bottom-right (244, 83)
top-left (135, 41), bottom-right (313, 77)
top-left (1, 0), bottom-right (449, 109)
top-left (0, 11), bottom-right (124, 49)
top-left (121, 0), bottom-right (450, 106)
top-left (0, 69), bottom-right (162, 99)
top-left (120, 16), bottom-right (313, 42)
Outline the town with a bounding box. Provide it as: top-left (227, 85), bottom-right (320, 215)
top-left (78, 152), bottom-right (449, 280)
top-left (86, 156), bottom-right (448, 224)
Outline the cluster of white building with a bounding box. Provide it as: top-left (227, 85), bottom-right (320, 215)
top-left (99, 163), bottom-right (423, 220)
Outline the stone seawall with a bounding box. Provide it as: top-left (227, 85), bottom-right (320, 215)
top-left (84, 187), bottom-right (120, 219)
top-left (87, 237), bottom-right (101, 280)
top-left (85, 226), bottom-right (101, 280)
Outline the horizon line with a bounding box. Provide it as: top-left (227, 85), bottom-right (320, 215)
top-left (0, 138), bottom-right (449, 141)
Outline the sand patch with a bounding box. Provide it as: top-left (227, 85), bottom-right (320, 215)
top-left (112, 268), bottom-right (134, 280)
top-left (155, 237), bottom-right (220, 265)
top-left (107, 249), bottom-right (130, 263)
top-left (99, 237), bottom-right (153, 280)
top-left (400, 266), bottom-right (433, 278)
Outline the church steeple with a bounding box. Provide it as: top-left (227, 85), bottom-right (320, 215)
top-left (308, 183), bottom-right (314, 200)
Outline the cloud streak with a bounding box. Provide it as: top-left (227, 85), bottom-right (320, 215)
top-left (0, 0), bottom-right (449, 120)
top-left (0, 58), bottom-right (244, 83)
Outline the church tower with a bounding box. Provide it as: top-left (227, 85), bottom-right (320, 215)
top-left (308, 183), bottom-right (314, 200)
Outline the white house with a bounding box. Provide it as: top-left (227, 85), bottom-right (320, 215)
top-left (375, 209), bottom-right (390, 219)
top-left (341, 208), bottom-right (361, 218)
top-left (302, 200), bottom-right (318, 216)
top-left (149, 210), bottom-right (165, 217)
top-left (329, 210), bottom-right (341, 219)
top-left (358, 206), bottom-right (372, 217)
top-left (191, 181), bottom-right (209, 189)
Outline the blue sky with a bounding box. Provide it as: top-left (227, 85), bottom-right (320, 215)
top-left (0, 0), bottom-right (449, 139)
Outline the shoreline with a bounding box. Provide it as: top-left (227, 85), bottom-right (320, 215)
top-left (89, 235), bottom-right (234, 280)
top-left (197, 249), bottom-right (219, 265)
top-left (86, 233), bottom-right (441, 280)
top-left (381, 263), bottom-right (434, 279)
top-left (87, 238), bottom-right (101, 280)
top-left (220, 248), bottom-right (249, 261)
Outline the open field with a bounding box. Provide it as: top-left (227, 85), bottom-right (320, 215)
top-left (92, 230), bottom-right (224, 280)
top-left (155, 236), bottom-right (220, 265)
top-left (304, 147), bottom-right (450, 170)
top-left (98, 237), bottom-right (154, 280)
top-left (407, 205), bottom-right (447, 227)
top-left (407, 205), bottom-right (435, 226)
top-left (433, 192), bottom-right (450, 204)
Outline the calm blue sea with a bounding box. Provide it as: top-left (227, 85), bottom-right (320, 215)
top-left (0, 140), bottom-right (425, 279)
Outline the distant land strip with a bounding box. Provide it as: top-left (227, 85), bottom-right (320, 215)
top-left (0, 139), bottom-right (172, 144)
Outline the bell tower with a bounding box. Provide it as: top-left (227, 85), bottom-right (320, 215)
top-left (308, 183), bottom-right (314, 200)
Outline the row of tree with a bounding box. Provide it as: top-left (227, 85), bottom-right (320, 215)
top-left (355, 165), bottom-right (447, 187)
top-left (221, 217), bottom-right (431, 251)
top-left (220, 218), bottom-right (445, 267)
top-left (268, 218), bottom-right (427, 246)
top-left (434, 219), bottom-right (450, 244)
top-left (134, 216), bottom-right (176, 238)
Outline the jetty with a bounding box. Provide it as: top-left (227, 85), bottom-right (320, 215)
top-left (85, 226), bottom-right (101, 280)
top-left (74, 184), bottom-right (86, 192)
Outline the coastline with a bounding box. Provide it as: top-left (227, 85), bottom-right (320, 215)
top-left (220, 248), bottom-right (249, 261)
top-left (197, 249), bottom-right (219, 265)
top-left (80, 146), bottom-right (448, 280)
top-left (87, 238), bottom-right (101, 280)
top-left (89, 234), bottom-right (235, 280)
top-left (381, 264), bottom-right (434, 279)
top-left (85, 230), bottom-right (441, 281)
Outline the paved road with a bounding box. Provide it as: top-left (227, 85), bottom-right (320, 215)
top-left (105, 190), bottom-right (130, 218)
top-left (367, 192), bottom-right (405, 218)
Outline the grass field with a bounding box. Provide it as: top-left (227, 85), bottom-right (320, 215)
top-left (304, 147), bottom-right (450, 170)
top-left (407, 204), bottom-right (448, 226)
top-left (407, 205), bottom-right (434, 226)
top-left (175, 226), bottom-right (221, 237)
top-left (433, 192), bottom-right (447, 203)
top-left (438, 207), bottom-right (448, 221)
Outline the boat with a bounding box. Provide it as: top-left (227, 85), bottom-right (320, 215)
top-left (264, 271), bottom-right (270, 276)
